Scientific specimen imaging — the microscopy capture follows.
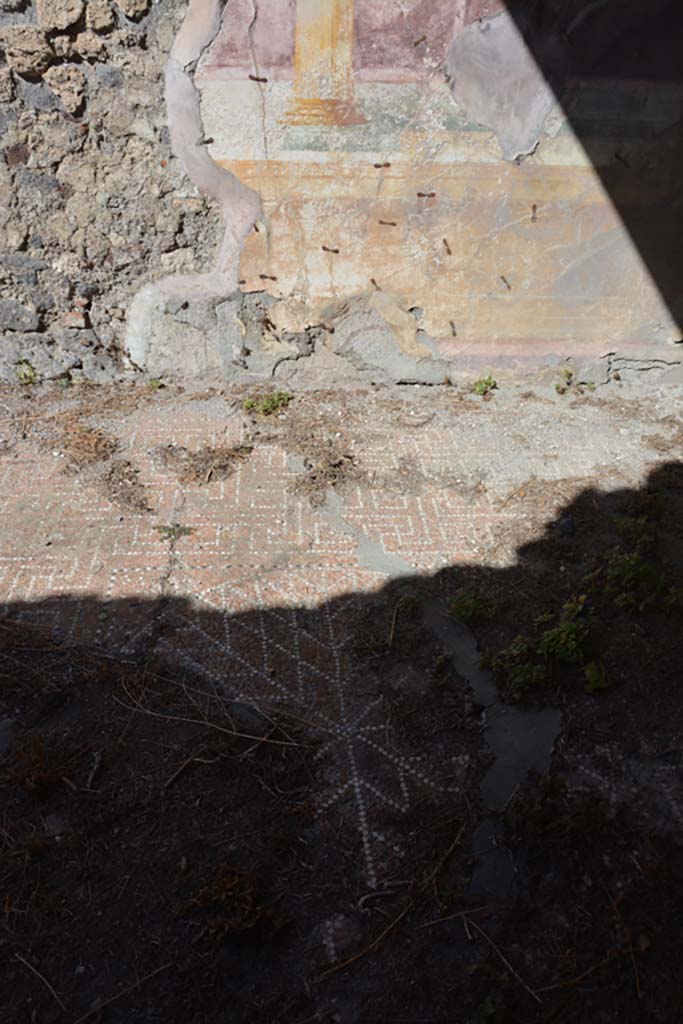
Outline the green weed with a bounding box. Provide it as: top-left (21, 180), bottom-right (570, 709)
top-left (538, 595), bottom-right (590, 664)
top-left (555, 368), bottom-right (574, 395)
top-left (396, 594), bottom-right (418, 615)
top-left (243, 391), bottom-right (293, 416)
top-left (153, 523), bottom-right (195, 543)
top-left (492, 635), bottom-right (546, 695)
top-left (492, 635), bottom-right (530, 672)
top-left (556, 369), bottom-right (597, 394)
top-left (534, 611), bottom-right (553, 628)
top-left (448, 590), bottom-right (495, 624)
top-left (507, 662), bottom-right (546, 692)
top-left (584, 660), bottom-right (610, 693)
top-left (492, 596), bottom-right (593, 696)
top-left (615, 513), bottom-right (654, 550)
top-left (606, 549), bottom-right (661, 610)
top-left (16, 360), bottom-right (37, 386)
top-left (471, 376), bottom-right (497, 397)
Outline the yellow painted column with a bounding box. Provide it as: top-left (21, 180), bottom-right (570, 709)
top-left (286, 0), bottom-right (364, 125)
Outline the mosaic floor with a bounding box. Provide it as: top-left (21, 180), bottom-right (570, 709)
top-left (1, 380), bottom-right (679, 884)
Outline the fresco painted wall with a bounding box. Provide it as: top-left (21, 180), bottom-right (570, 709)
top-left (195, 0), bottom-right (683, 362)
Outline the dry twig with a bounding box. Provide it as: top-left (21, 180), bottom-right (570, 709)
top-left (72, 962), bottom-right (172, 1024)
top-left (601, 879), bottom-right (642, 999)
top-left (317, 903), bottom-right (413, 981)
top-left (421, 825), bottom-right (465, 889)
top-left (533, 951), bottom-right (622, 995)
top-left (163, 750), bottom-right (221, 790)
top-left (15, 954), bottom-right (65, 1012)
top-left (419, 905), bottom-right (488, 929)
top-left (387, 599), bottom-right (402, 649)
top-left (465, 917), bottom-right (542, 1005)
top-left (114, 687), bottom-right (306, 748)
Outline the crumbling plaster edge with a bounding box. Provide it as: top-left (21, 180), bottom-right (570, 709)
top-left (126, 0), bottom-right (263, 368)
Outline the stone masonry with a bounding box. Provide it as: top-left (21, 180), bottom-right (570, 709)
top-left (0, 0), bottom-right (221, 383)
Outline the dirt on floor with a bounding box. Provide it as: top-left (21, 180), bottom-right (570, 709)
top-left (0, 378), bottom-right (682, 1023)
top-left (152, 442), bottom-right (255, 486)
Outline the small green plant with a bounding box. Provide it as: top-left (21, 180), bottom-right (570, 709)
top-left (471, 375), bottom-right (497, 397)
top-left (448, 590), bottom-right (494, 624)
top-left (492, 634), bottom-right (530, 672)
top-left (557, 369), bottom-right (596, 394)
top-left (606, 548), bottom-right (661, 610)
top-left (492, 635), bottom-right (546, 695)
top-left (492, 596), bottom-right (593, 695)
top-left (581, 566), bottom-right (603, 588)
top-left (16, 360), bottom-right (37, 386)
top-left (534, 611), bottom-right (553, 628)
top-left (615, 513), bottom-right (654, 550)
top-left (538, 595), bottom-right (590, 664)
top-left (149, 378), bottom-right (165, 391)
top-left (243, 391), bottom-right (293, 416)
top-left (508, 662), bottom-right (546, 692)
top-left (555, 368), bottom-right (574, 395)
top-left (396, 594), bottom-right (418, 615)
top-left (584, 660), bottom-right (610, 693)
top-left (153, 523), bottom-right (195, 542)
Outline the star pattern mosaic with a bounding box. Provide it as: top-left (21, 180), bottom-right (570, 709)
top-left (159, 565), bottom-right (464, 886)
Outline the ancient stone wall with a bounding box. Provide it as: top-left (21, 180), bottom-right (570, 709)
top-left (0, 0), bottom-right (221, 382)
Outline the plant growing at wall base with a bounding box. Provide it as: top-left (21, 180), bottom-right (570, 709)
top-left (16, 360), bottom-right (37, 386)
top-left (243, 391), bottom-right (293, 416)
top-left (471, 376), bottom-right (497, 397)
top-left (555, 368), bottom-right (574, 395)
